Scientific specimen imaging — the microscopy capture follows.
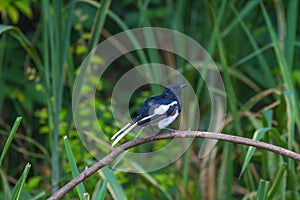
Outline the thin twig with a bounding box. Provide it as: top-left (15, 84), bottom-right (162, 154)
top-left (48, 130), bottom-right (300, 199)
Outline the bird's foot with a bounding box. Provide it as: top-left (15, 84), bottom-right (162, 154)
top-left (164, 128), bottom-right (176, 132)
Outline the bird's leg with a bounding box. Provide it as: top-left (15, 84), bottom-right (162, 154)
top-left (149, 125), bottom-right (156, 135)
top-left (164, 127), bottom-right (176, 132)
top-left (148, 125), bottom-right (164, 136)
top-left (135, 127), bottom-right (144, 138)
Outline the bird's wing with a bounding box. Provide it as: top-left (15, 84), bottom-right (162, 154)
top-left (111, 98), bottom-right (178, 147)
top-left (110, 98), bottom-right (158, 142)
top-left (136, 99), bottom-right (178, 126)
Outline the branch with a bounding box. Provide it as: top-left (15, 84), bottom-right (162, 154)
top-left (48, 130), bottom-right (300, 199)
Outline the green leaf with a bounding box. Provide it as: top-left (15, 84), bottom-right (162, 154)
top-left (268, 128), bottom-right (287, 149)
top-left (283, 90), bottom-right (298, 199)
top-left (63, 136), bottom-right (86, 200)
top-left (268, 163), bottom-right (287, 199)
top-left (285, 0), bottom-right (298, 69)
top-left (28, 191), bottom-right (46, 200)
top-left (87, 0), bottom-right (111, 53)
top-left (14, 1), bottom-right (33, 18)
top-left (98, 167), bottom-right (127, 200)
top-left (261, 2), bottom-right (300, 132)
top-left (25, 176), bottom-right (41, 189)
top-left (283, 91), bottom-right (295, 150)
top-left (11, 163), bottom-right (31, 200)
top-left (7, 5), bottom-right (19, 24)
top-left (260, 2), bottom-right (293, 90)
top-left (0, 24), bottom-right (14, 33)
top-left (256, 179), bottom-right (270, 200)
top-left (261, 110), bottom-right (273, 128)
top-left (127, 160), bottom-right (173, 200)
top-left (0, 24), bottom-right (43, 75)
top-left (222, 0), bottom-right (260, 37)
top-left (239, 127), bottom-right (271, 177)
top-left (231, 3), bottom-right (275, 88)
top-left (0, 169), bottom-right (12, 200)
top-left (92, 179), bottom-right (108, 200)
top-left (276, 94), bottom-right (287, 132)
top-left (0, 117), bottom-right (22, 167)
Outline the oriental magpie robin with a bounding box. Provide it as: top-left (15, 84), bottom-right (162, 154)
top-left (111, 83), bottom-right (187, 146)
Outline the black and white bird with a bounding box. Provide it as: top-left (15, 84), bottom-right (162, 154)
top-left (111, 83), bottom-right (187, 146)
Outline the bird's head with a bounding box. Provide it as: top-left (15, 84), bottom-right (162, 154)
top-left (163, 83), bottom-right (187, 96)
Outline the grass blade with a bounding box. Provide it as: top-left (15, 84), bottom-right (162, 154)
top-left (239, 127), bottom-right (271, 177)
top-left (87, 0), bottom-right (111, 53)
top-left (11, 163), bottom-right (31, 200)
top-left (0, 169), bottom-right (12, 199)
top-left (260, 8), bottom-right (300, 198)
top-left (283, 91), bottom-right (295, 151)
top-left (0, 117), bottom-right (22, 168)
top-left (98, 166), bottom-right (127, 200)
top-left (268, 162), bottom-right (287, 199)
top-left (260, 4), bottom-right (292, 86)
top-left (215, 13), bottom-right (242, 135)
top-left (283, 90), bottom-right (298, 199)
top-left (63, 136), bottom-right (86, 199)
top-left (231, 4), bottom-right (275, 88)
top-left (181, 151), bottom-right (190, 200)
top-left (285, 0), bottom-right (298, 68)
top-left (29, 191), bottom-right (46, 200)
top-left (127, 160), bottom-right (173, 200)
top-left (256, 179), bottom-right (269, 200)
top-left (221, 0), bottom-right (260, 37)
top-left (112, 129), bottom-right (172, 200)
top-left (260, 2), bottom-right (300, 131)
top-left (230, 43), bottom-right (273, 68)
top-left (0, 25), bottom-right (43, 74)
top-left (92, 179), bottom-right (108, 200)
top-left (205, 1), bottom-right (244, 198)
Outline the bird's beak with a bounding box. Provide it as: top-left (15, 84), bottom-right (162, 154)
top-left (179, 83), bottom-right (187, 89)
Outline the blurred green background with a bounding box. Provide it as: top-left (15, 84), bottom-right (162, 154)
top-left (0, 0), bottom-right (300, 199)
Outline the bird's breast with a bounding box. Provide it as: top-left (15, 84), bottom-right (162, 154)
top-left (157, 110), bottom-right (179, 129)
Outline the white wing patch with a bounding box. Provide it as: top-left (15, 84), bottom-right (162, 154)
top-left (111, 101), bottom-right (179, 146)
top-left (138, 113), bottom-right (156, 121)
top-left (154, 101), bottom-right (177, 115)
top-left (158, 110), bottom-right (179, 129)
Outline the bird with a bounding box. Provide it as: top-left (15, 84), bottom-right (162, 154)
top-left (111, 83), bottom-right (187, 146)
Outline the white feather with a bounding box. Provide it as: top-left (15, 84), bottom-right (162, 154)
top-left (111, 122), bottom-right (132, 140)
top-left (111, 123), bottom-right (137, 146)
top-left (158, 110), bottom-right (179, 129)
top-left (111, 101), bottom-right (179, 146)
top-left (154, 101), bottom-right (177, 115)
top-left (138, 113), bottom-right (156, 121)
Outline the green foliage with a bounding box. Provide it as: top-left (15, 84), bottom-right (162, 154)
top-left (257, 180), bottom-right (270, 200)
top-left (0, 0), bottom-right (33, 24)
top-left (99, 167), bottom-right (127, 200)
top-left (11, 163), bottom-right (31, 200)
top-left (0, 0), bottom-right (300, 199)
top-left (64, 136), bottom-right (86, 199)
top-left (0, 118), bottom-right (45, 199)
top-left (0, 117), bottom-right (22, 167)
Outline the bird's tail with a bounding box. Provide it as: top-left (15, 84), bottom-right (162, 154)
top-left (111, 122), bottom-right (137, 146)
